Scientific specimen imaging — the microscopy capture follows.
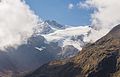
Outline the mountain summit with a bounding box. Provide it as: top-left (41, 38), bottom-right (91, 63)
top-left (45, 20), bottom-right (66, 29)
top-left (25, 24), bottom-right (120, 77)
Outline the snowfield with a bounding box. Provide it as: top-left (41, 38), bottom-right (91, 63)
top-left (42, 26), bottom-right (91, 50)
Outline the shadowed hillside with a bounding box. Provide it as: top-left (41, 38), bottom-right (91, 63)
top-left (25, 24), bottom-right (120, 77)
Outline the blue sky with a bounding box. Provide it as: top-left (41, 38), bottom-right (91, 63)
top-left (26, 0), bottom-right (94, 26)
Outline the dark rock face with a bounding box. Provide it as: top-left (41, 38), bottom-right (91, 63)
top-left (25, 61), bottom-right (82, 77)
top-left (24, 24), bottom-right (120, 77)
top-left (59, 45), bottom-right (79, 59)
top-left (45, 20), bottom-right (65, 29)
top-left (88, 51), bottom-right (118, 77)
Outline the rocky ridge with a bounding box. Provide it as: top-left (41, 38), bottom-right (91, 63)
top-left (25, 24), bottom-right (120, 77)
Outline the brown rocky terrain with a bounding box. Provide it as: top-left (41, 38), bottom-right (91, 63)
top-left (24, 24), bottom-right (120, 77)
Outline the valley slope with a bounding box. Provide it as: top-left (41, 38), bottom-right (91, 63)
top-left (25, 24), bottom-right (120, 77)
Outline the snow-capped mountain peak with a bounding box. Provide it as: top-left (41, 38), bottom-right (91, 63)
top-left (35, 20), bottom-right (67, 35)
top-left (45, 20), bottom-right (66, 29)
top-left (42, 25), bottom-right (91, 50)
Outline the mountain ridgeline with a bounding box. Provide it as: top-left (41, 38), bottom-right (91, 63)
top-left (25, 24), bottom-right (120, 77)
top-left (0, 20), bottom-right (82, 77)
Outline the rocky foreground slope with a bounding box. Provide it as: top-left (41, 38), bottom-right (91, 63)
top-left (25, 24), bottom-right (120, 77)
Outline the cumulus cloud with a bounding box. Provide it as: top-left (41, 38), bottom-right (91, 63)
top-left (68, 3), bottom-right (74, 10)
top-left (79, 0), bottom-right (120, 42)
top-left (77, 1), bottom-right (89, 9)
top-left (80, 0), bottom-right (120, 30)
top-left (0, 0), bottom-right (39, 49)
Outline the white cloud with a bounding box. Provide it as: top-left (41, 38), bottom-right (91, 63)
top-left (68, 3), bottom-right (74, 10)
top-left (0, 0), bottom-right (40, 50)
top-left (80, 0), bottom-right (120, 30)
top-left (78, 0), bottom-right (120, 42)
top-left (77, 2), bottom-right (89, 9)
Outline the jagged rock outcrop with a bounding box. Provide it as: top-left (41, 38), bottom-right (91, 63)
top-left (59, 45), bottom-right (79, 59)
top-left (24, 24), bottom-right (120, 77)
top-left (45, 20), bottom-right (66, 29)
